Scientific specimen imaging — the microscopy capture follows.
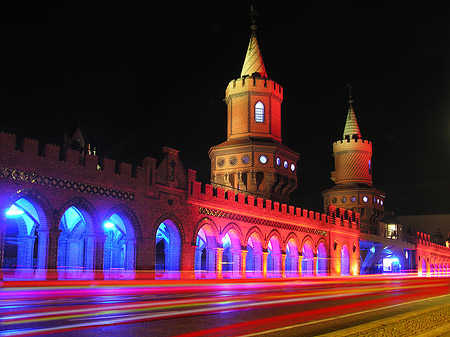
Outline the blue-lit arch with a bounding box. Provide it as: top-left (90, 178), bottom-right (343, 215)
top-left (285, 237), bottom-right (299, 277)
top-left (302, 240), bottom-right (314, 276)
top-left (194, 222), bottom-right (218, 279)
top-left (155, 219), bottom-right (181, 279)
top-left (267, 234), bottom-right (282, 278)
top-left (341, 244), bottom-right (350, 276)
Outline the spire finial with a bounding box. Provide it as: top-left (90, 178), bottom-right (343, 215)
top-left (348, 84), bottom-right (354, 104)
top-left (250, 4), bottom-right (257, 32)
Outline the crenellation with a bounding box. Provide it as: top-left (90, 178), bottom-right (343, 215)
top-left (65, 148), bottom-right (82, 166)
top-left (22, 138), bottom-right (39, 157)
top-left (237, 192), bottom-right (245, 204)
top-left (289, 205), bottom-right (294, 214)
top-left (273, 201), bottom-right (280, 212)
top-left (281, 203), bottom-right (287, 213)
top-left (0, 132), bottom-right (16, 152)
top-left (266, 199), bottom-right (272, 210)
top-left (204, 184), bottom-right (213, 197)
top-left (102, 158), bottom-right (116, 175)
top-left (84, 153), bottom-right (98, 171)
top-left (247, 195), bottom-right (255, 206)
top-left (118, 162), bottom-right (132, 178)
top-left (257, 197), bottom-right (264, 209)
top-left (44, 143), bottom-right (61, 161)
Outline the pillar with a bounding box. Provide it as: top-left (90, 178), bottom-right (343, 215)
top-left (216, 247), bottom-right (224, 279)
top-left (46, 228), bottom-right (61, 280)
top-left (135, 237), bottom-right (155, 279)
top-left (181, 243), bottom-right (196, 279)
top-left (241, 250), bottom-right (248, 278)
top-left (298, 255), bottom-right (303, 277)
top-left (313, 254), bottom-right (318, 277)
top-left (0, 224), bottom-right (5, 280)
top-left (262, 251), bottom-right (268, 278)
top-left (281, 253), bottom-right (286, 278)
top-left (94, 234), bottom-right (106, 280)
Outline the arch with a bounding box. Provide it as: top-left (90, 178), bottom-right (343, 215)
top-left (267, 231), bottom-right (282, 278)
top-left (102, 206), bottom-right (138, 279)
top-left (155, 217), bottom-right (182, 279)
top-left (3, 191), bottom-right (50, 279)
top-left (421, 256), bottom-right (427, 276)
top-left (57, 201), bottom-right (98, 279)
top-left (221, 223), bottom-right (244, 278)
top-left (254, 101), bottom-right (265, 123)
top-left (245, 227), bottom-right (264, 278)
top-left (302, 237), bottom-right (314, 277)
top-left (285, 233), bottom-right (300, 277)
top-left (153, 213), bottom-right (186, 243)
top-left (316, 241), bottom-right (328, 276)
top-left (194, 218), bottom-right (219, 279)
top-left (341, 244), bottom-right (350, 276)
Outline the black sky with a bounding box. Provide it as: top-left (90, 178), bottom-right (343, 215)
top-left (1, 2), bottom-right (450, 216)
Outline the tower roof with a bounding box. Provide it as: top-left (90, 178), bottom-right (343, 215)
top-left (240, 6), bottom-right (267, 78)
top-left (343, 85), bottom-right (362, 139)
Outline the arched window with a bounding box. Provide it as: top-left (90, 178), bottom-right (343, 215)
top-left (255, 101), bottom-right (265, 123)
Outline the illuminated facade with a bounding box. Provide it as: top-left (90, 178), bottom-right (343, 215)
top-left (0, 16), bottom-right (449, 281)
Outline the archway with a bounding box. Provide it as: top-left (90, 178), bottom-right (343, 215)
top-left (317, 242), bottom-right (328, 276)
top-left (103, 213), bottom-right (135, 279)
top-left (57, 206), bottom-right (94, 279)
top-left (4, 198), bottom-right (43, 279)
top-left (302, 241), bottom-right (314, 276)
top-left (195, 224), bottom-right (218, 279)
top-left (421, 258), bottom-right (427, 276)
top-left (155, 219), bottom-right (181, 279)
top-left (221, 228), bottom-right (241, 278)
top-left (285, 238), bottom-right (299, 277)
top-left (267, 235), bottom-right (282, 278)
top-left (341, 245), bottom-right (350, 276)
top-left (246, 232), bottom-right (263, 278)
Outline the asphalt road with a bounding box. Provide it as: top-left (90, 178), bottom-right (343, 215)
top-left (1, 276), bottom-right (450, 336)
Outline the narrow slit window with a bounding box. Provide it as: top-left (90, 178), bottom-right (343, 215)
top-left (255, 101), bottom-right (265, 123)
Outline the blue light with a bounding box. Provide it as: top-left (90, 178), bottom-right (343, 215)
top-left (104, 221), bottom-right (115, 229)
top-left (6, 205), bottom-right (24, 217)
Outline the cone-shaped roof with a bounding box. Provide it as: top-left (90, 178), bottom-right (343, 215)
top-left (343, 86), bottom-right (362, 139)
top-left (240, 29), bottom-right (267, 78)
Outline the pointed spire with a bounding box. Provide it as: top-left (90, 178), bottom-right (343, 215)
top-left (240, 5), bottom-right (267, 78)
top-left (343, 85), bottom-right (362, 139)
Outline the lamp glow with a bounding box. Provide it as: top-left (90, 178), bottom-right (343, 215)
top-left (104, 221), bottom-right (115, 229)
top-left (6, 205), bottom-right (24, 217)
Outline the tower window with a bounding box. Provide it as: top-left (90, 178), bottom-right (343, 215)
top-left (255, 102), bottom-right (265, 123)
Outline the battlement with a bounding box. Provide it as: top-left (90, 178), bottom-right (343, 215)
top-left (0, 131), bottom-right (153, 187)
top-left (226, 76), bottom-right (283, 100)
top-left (416, 231), bottom-right (450, 253)
top-left (187, 174), bottom-right (360, 232)
top-left (333, 137), bottom-right (372, 153)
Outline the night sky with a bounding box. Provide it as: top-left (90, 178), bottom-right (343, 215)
top-left (2, 3), bottom-right (450, 217)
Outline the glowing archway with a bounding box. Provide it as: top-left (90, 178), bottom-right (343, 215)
top-left (195, 224), bottom-right (218, 279)
top-left (4, 198), bottom-right (43, 278)
top-left (267, 235), bottom-right (282, 278)
top-left (155, 219), bottom-right (181, 279)
top-left (57, 206), bottom-right (95, 279)
top-left (221, 227), bottom-right (242, 278)
top-left (302, 241), bottom-right (314, 276)
top-left (317, 242), bottom-right (328, 276)
top-left (103, 213), bottom-right (135, 279)
top-left (246, 231), bottom-right (263, 278)
top-left (285, 238), bottom-right (299, 277)
top-left (341, 245), bottom-right (350, 276)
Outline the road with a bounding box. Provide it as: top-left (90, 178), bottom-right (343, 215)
top-left (1, 276), bottom-right (450, 336)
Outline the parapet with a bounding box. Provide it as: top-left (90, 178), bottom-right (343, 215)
top-left (226, 75), bottom-right (283, 101)
top-left (333, 137), bottom-right (372, 153)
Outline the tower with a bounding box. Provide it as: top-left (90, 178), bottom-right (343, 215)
top-left (208, 7), bottom-right (299, 203)
top-left (322, 86), bottom-right (385, 234)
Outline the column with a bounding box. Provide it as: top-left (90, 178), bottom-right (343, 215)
top-left (93, 234), bottom-right (106, 280)
top-left (298, 255), bottom-right (303, 277)
top-left (262, 251), bottom-right (269, 278)
top-left (0, 225), bottom-right (5, 280)
top-left (241, 250), bottom-right (248, 279)
top-left (313, 254), bottom-right (318, 277)
top-left (181, 243), bottom-right (196, 280)
top-left (281, 253), bottom-right (287, 278)
top-left (135, 237), bottom-right (155, 279)
top-left (216, 248), bottom-right (224, 279)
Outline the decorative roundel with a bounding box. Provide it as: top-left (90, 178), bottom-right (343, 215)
top-left (217, 158), bottom-right (225, 167)
top-left (242, 155), bottom-right (250, 164)
top-left (283, 160), bottom-right (288, 169)
top-left (259, 155), bottom-right (268, 164)
top-left (229, 156), bottom-right (237, 166)
top-left (276, 157), bottom-right (281, 166)
top-left (341, 197), bottom-right (347, 203)
top-left (290, 163), bottom-right (296, 172)
top-left (380, 200), bottom-right (384, 206)
top-left (331, 197), bottom-right (337, 204)
top-left (362, 196), bottom-right (369, 203)
top-left (350, 196), bottom-right (357, 203)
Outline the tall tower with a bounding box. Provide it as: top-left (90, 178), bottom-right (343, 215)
top-left (209, 7), bottom-right (299, 203)
top-left (322, 87), bottom-right (385, 234)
